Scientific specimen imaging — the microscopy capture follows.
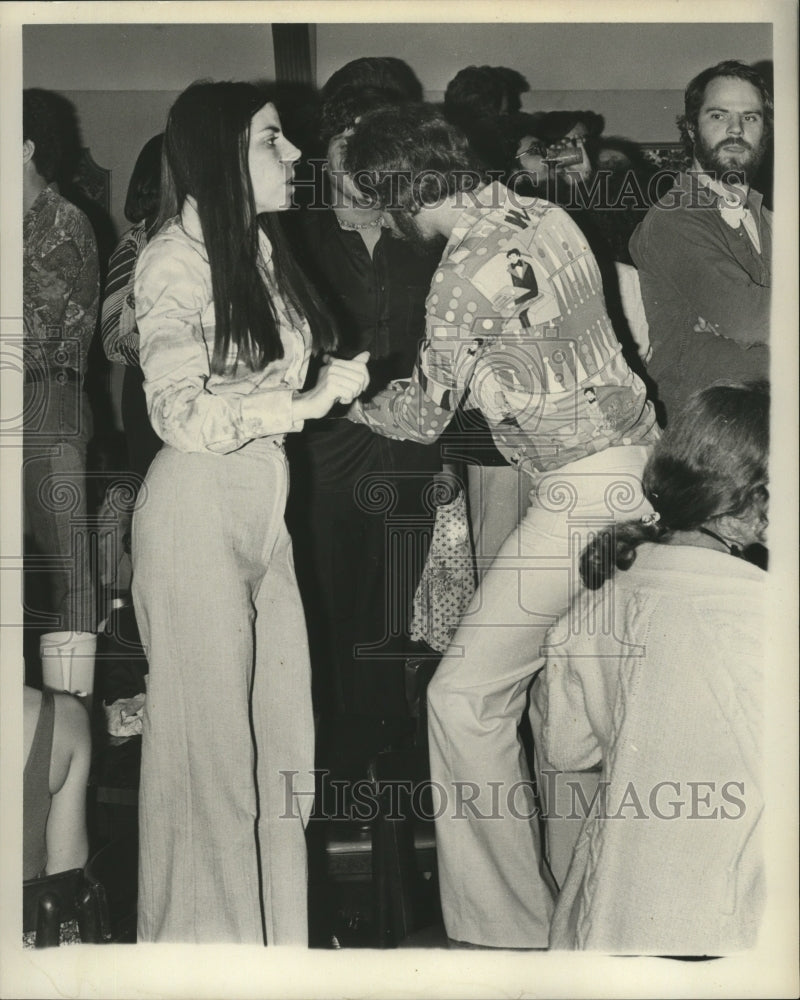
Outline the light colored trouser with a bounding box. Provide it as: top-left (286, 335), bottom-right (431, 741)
top-left (467, 465), bottom-right (529, 583)
top-left (132, 439), bottom-right (314, 944)
top-left (427, 445), bottom-right (651, 948)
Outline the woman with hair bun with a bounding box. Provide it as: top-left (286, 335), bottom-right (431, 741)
top-left (535, 380), bottom-right (769, 953)
top-left (131, 80), bottom-right (369, 944)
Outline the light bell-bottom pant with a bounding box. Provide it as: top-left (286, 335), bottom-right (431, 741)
top-left (427, 445), bottom-right (651, 948)
top-left (467, 465), bottom-right (529, 583)
top-left (132, 438), bottom-right (314, 944)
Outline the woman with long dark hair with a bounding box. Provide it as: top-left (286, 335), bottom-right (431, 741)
top-left (535, 380), bottom-right (769, 952)
top-left (131, 81), bottom-right (369, 944)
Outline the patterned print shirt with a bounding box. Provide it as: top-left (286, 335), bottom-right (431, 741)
top-left (22, 185), bottom-right (99, 377)
top-left (101, 220), bottom-right (149, 366)
top-left (350, 183), bottom-right (658, 478)
top-left (135, 197), bottom-right (311, 454)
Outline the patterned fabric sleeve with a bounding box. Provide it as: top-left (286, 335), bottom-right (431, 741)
top-left (23, 196), bottom-right (99, 374)
top-left (68, 212), bottom-right (100, 368)
top-left (101, 224), bottom-right (147, 366)
top-left (348, 321), bottom-right (483, 444)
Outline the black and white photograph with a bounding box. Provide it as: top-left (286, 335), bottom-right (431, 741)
top-left (1, 2), bottom-right (797, 998)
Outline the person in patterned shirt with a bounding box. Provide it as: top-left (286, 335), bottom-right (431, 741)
top-left (345, 104), bottom-right (660, 949)
top-left (100, 133), bottom-right (166, 484)
top-left (23, 88), bottom-right (99, 636)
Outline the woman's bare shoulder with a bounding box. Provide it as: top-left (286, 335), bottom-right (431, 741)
top-left (23, 686), bottom-right (43, 761)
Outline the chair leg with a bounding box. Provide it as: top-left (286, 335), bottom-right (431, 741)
top-left (76, 882), bottom-right (111, 943)
top-left (373, 782), bottom-right (418, 947)
top-left (35, 893), bottom-right (61, 948)
top-left (372, 814), bottom-right (392, 948)
top-left (387, 816), bottom-right (417, 944)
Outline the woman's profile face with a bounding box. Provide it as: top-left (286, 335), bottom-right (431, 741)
top-left (247, 102), bottom-right (301, 214)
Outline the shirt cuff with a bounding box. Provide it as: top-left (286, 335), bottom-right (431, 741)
top-left (239, 387), bottom-right (304, 438)
top-left (346, 400), bottom-right (367, 425)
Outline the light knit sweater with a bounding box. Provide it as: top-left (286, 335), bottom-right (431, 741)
top-left (536, 542), bottom-right (765, 954)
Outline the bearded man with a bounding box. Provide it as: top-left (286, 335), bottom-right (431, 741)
top-left (629, 60), bottom-right (772, 424)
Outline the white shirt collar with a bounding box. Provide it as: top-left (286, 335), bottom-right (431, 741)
top-left (694, 173), bottom-right (761, 254)
top-left (695, 171), bottom-right (748, 207)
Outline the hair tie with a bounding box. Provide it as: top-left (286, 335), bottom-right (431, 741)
top-left (641, 511), bottom-right (661, 527)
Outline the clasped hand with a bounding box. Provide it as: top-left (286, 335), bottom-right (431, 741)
top-left (294, 350), bottom-right (371, 421)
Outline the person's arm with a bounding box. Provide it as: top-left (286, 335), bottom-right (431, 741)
top-left (614, 261), bottom-right (652, 363)
top-left (348, 321), bottom-right (477, 444)
top-left (45, 695), bottom-right (90, 875)
top-left (136, 239), bottom-right (368, 454)
top-left (630, 207), bottom-right (770, 346)
top-left (100, 231), bottom-right (142, 366)
top-left (65, 209), bottom-right (100, 369)
top-left (28, 206), bottom-right (100, 370)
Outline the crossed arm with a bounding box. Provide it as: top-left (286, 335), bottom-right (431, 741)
top-left (632, 207), bottom-right (770, 347)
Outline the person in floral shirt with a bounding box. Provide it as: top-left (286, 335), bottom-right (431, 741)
top-left (23, 88), bottom-right (99, 635)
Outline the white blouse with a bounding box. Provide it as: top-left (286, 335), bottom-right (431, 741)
top-left (135, 197), bottom-right (311, 454)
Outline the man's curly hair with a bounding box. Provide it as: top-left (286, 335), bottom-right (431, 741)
top-left (321, 57), bottom-right (423, 105)
top-left (319, 84), bottom-right (412, 146)
top-left (345, 103), bottom-right (482, 214)
top-left (444, 65), bottom-right (529, 124)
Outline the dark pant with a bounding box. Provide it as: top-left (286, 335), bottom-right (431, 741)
top-left (23, 376), bottom-right (96, 633)
top-left (291, 469), bottom-right (435, 718)
top-left (287, 426), bottom-right (439, 780)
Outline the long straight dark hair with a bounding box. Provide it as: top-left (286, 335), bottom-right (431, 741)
top-left (164, 80), bottom-right (336, 373)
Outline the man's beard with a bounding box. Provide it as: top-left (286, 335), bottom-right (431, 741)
top-left (386, 211), bottom-right (447, 258)
top-left (693, 131), bottom-right (768, 185)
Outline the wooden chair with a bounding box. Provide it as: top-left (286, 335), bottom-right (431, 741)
top-left (313, 745), bottom-right (441, 948)
top-left (311, 814), bottom-right (376, 946)
top-left (370, 748), bottom-right (440, 947)
top-left (23, 867), bottom-right (112, 947)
